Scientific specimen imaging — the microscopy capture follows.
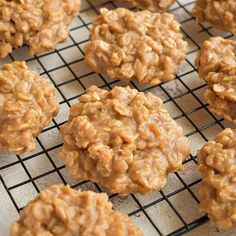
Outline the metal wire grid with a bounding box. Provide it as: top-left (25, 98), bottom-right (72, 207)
top-left (0, 0), bottom-right (236, 235)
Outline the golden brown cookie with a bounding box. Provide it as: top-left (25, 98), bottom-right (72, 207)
top-left (195, 37), bottom-right (236, 124)
top-left (192, 0), bottom-right (236, 35)
top-left (0, 61), bottom-right (59, 154)
top-left (10, 185), bottom-right (143, 236)
top-left (84, 8), bottom-right (188, 86)
top-left (197, 128), bottom-right (236, 229)
top-left (0, 0), bottom-right (80, 58)
top-left (60, 86), bottom-right (190, 194)
top-left (204, 88), bottom-right (236, 124)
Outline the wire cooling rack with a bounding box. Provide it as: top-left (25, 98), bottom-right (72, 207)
top-left (1, 0), bottom-right (236, 235)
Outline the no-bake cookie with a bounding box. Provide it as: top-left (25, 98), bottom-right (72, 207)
top-left (195, 37), bottom-right (236, 124)
top-left (0, 61), bottom-right (59, 154)
top-left (0, 0), bottom-right (80, 58)
top-left (197, 128), bottom-right (236, 229)
top-left (10, 185), bottom-right (143, 236)
top-left (118, 0), bottom-right (175, 12)
top-left (84, 8), bottom-right (188, 86)
top-left (192, 0), bottom-right (236, 35)
top-left (60, 86), bottom-right (190, 194)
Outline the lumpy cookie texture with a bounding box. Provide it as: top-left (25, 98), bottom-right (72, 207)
top-left (10, 185), bottom-right (143, 236)
top-left (60, 86), bottom-right (190, 194)
top-left (197, 128), bottom-right (236, 229)
top-left (195, 37), bottom-right (236, 124)
top-left (118, 0), bottom-right (175, 12)
top-left (84, 8), bottom-right (188, 86)
top-left (0, 0), bottom-right (80, 58)
top-left (205, 89), bottom-right (236, 123)
top-left (192, 0), bottom-right (236, 35)
top-left (195, 37), bottom-right (236, 79)
top-left (0, 61), bottom-right (59, 154)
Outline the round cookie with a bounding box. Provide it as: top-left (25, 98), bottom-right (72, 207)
top-left (195, 37), bottom-right (236, 124)
top-left (197, 128), bottom-right (236, 229)
top-left (118, 0), bottom-right (175, 12)
top-left (192, 0), bottom-right (236, 35)
top-left (84, 8), bottom-right (188, 86)
top-left (10, 185), bottom-right (143, 236)
top-left (0, 61), bottom-right (59, 154)
top-left (60, 86), bottom-right (190, 194)
top-left (195, 37), bottom-right (236, 79)
top-left (0, 0), bottom-right (80, 58)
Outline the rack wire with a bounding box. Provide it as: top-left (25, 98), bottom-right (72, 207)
top-left (0, 0), bottom-right (236, 235)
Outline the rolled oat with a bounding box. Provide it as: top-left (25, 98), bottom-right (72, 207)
top-left (192, 0), bottom-right (236, 35)
top-left (60, 86), bottom-right (190, 194)
top-left (197, 128), bottom-right (236, 229)
top-left (0, 61), bottom-right (59, 154)
top-left (84, 8), bottom-right (188, 86)
top-left (10, 185), bottom-right (143, 236)
top-left (195, 37), bottom-right (236, 124)
top-left (0, 0), bottom-right (80, 58)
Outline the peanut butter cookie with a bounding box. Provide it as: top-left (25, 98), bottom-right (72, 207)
top-left (0, 61), bottom-right (59, 154)
top-left (192, 0), bottom-right (236, 35)
top-left (10, 185), bottom-right (143, 236)
top-left (0, 0), bottom-right (80, 58)
top-left (60, 86), bottom-right (190, 194)
top-left (197, 128), bottom-right (236, 229)
top-left (118, 0), bottom-right (175, 12)
top-left (84, 8), bottom-right (188, 86)
top-left (195, 37), bottom-right (236, 124)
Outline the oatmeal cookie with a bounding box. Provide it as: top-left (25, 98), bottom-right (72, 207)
top-left (60, 86), bottom-right (190, 194)
top-left (84, 8), bottom-right (188, 86)
top-left (118, 0), bottom-right (175, 12)
top-left (0, 0), bottom-right (80, 58)
top-left (195, 37), bottom-right (236, 124)
top-left (10, 185), bottom-right (143, 236)
top-left (205, 89), bottom-right (236, 124)
top-left (192, 0), bottom-right (236, 35)
top-left (197, 128), bottom-right (236, 229)
top-left (0, 61), bottom-right (59, 154)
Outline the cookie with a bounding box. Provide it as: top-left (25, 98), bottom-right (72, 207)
top-left (0, 61), bottom-right (59, 154)
top-left (10, 185), bottom-right (143, 236)
top-left (205, 88), bottom-right (236, 124)
top-left (197, 128), bottom-right (236, 229)
top-left (192, 0), bottom-right (236, 35)
top-left (195, 37), bottom-right (236, 124)
top-left (60, 86), bottom-right (190, 194)
top-left (84, 8), bottom-right (188, 86)
top-left (0, 0), bottom-right (80, 58)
